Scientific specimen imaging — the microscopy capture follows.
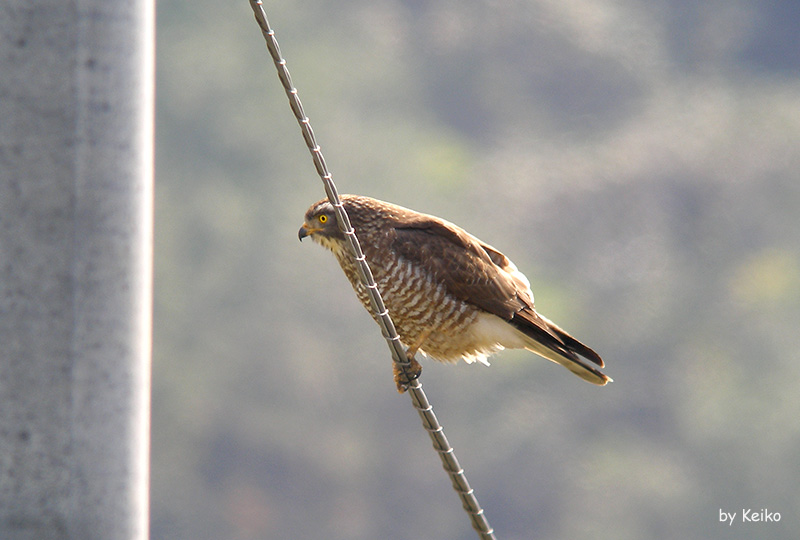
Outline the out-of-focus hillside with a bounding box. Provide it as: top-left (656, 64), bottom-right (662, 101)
top-left (152, 2), bottom-right (800, 539)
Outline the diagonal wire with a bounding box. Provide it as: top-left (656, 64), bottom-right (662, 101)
top-left (248, 2), bottom-right (496, 538)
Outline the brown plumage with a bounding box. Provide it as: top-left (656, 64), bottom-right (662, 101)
top-left (299, 195), bottom-right (610, 391)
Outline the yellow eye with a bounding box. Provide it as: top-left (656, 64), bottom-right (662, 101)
top-left (318, 214), bottom-right (328, 223)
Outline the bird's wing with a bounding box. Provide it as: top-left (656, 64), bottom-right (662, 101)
top-left (391, 216), bottom-right (531, 319)
top-left (392, 215), bottom-right (606, 376)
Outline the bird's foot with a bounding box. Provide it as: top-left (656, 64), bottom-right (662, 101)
top-left (393, 355), bottom-right (422, 393)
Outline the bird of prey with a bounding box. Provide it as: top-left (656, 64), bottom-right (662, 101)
top-left (299, 195), bottom-right (610, 392)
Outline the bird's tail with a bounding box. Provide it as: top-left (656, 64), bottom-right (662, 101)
top-left (511, 309), bottom-right (611, 386)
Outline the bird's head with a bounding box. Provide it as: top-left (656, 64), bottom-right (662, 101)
top-left (298, 198), bottom-right (345, 250)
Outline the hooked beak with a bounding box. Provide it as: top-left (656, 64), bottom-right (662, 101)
top-left (298, 224), bottom-right (321, 241)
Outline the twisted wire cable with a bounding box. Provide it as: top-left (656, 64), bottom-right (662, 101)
top-left (249, 2), bottom-right (496, 538)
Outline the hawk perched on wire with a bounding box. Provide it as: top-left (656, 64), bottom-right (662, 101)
top-left (299, 195), bottom-right (610, 392)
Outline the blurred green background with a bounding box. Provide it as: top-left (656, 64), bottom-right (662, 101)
top-left (152, 1), bottom-right (800, 539)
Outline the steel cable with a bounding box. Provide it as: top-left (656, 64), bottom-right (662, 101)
top-left (249, 2), bottom-right (497, 537)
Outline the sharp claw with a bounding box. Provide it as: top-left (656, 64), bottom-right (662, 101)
top-left (393, 357), bottom-right (422, 393)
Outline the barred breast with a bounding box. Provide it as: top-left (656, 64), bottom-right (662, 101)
top-left (331, 243), bottom-right (503, 365)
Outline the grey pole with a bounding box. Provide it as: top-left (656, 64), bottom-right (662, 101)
top-left (0, 2), bottom-right (154, 539)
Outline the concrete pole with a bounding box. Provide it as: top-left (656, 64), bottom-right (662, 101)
top-left (0, 2), bottom-right (153, 539)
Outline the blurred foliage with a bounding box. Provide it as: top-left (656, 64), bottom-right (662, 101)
top-left (152, 1), bottom-right (800, 539)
